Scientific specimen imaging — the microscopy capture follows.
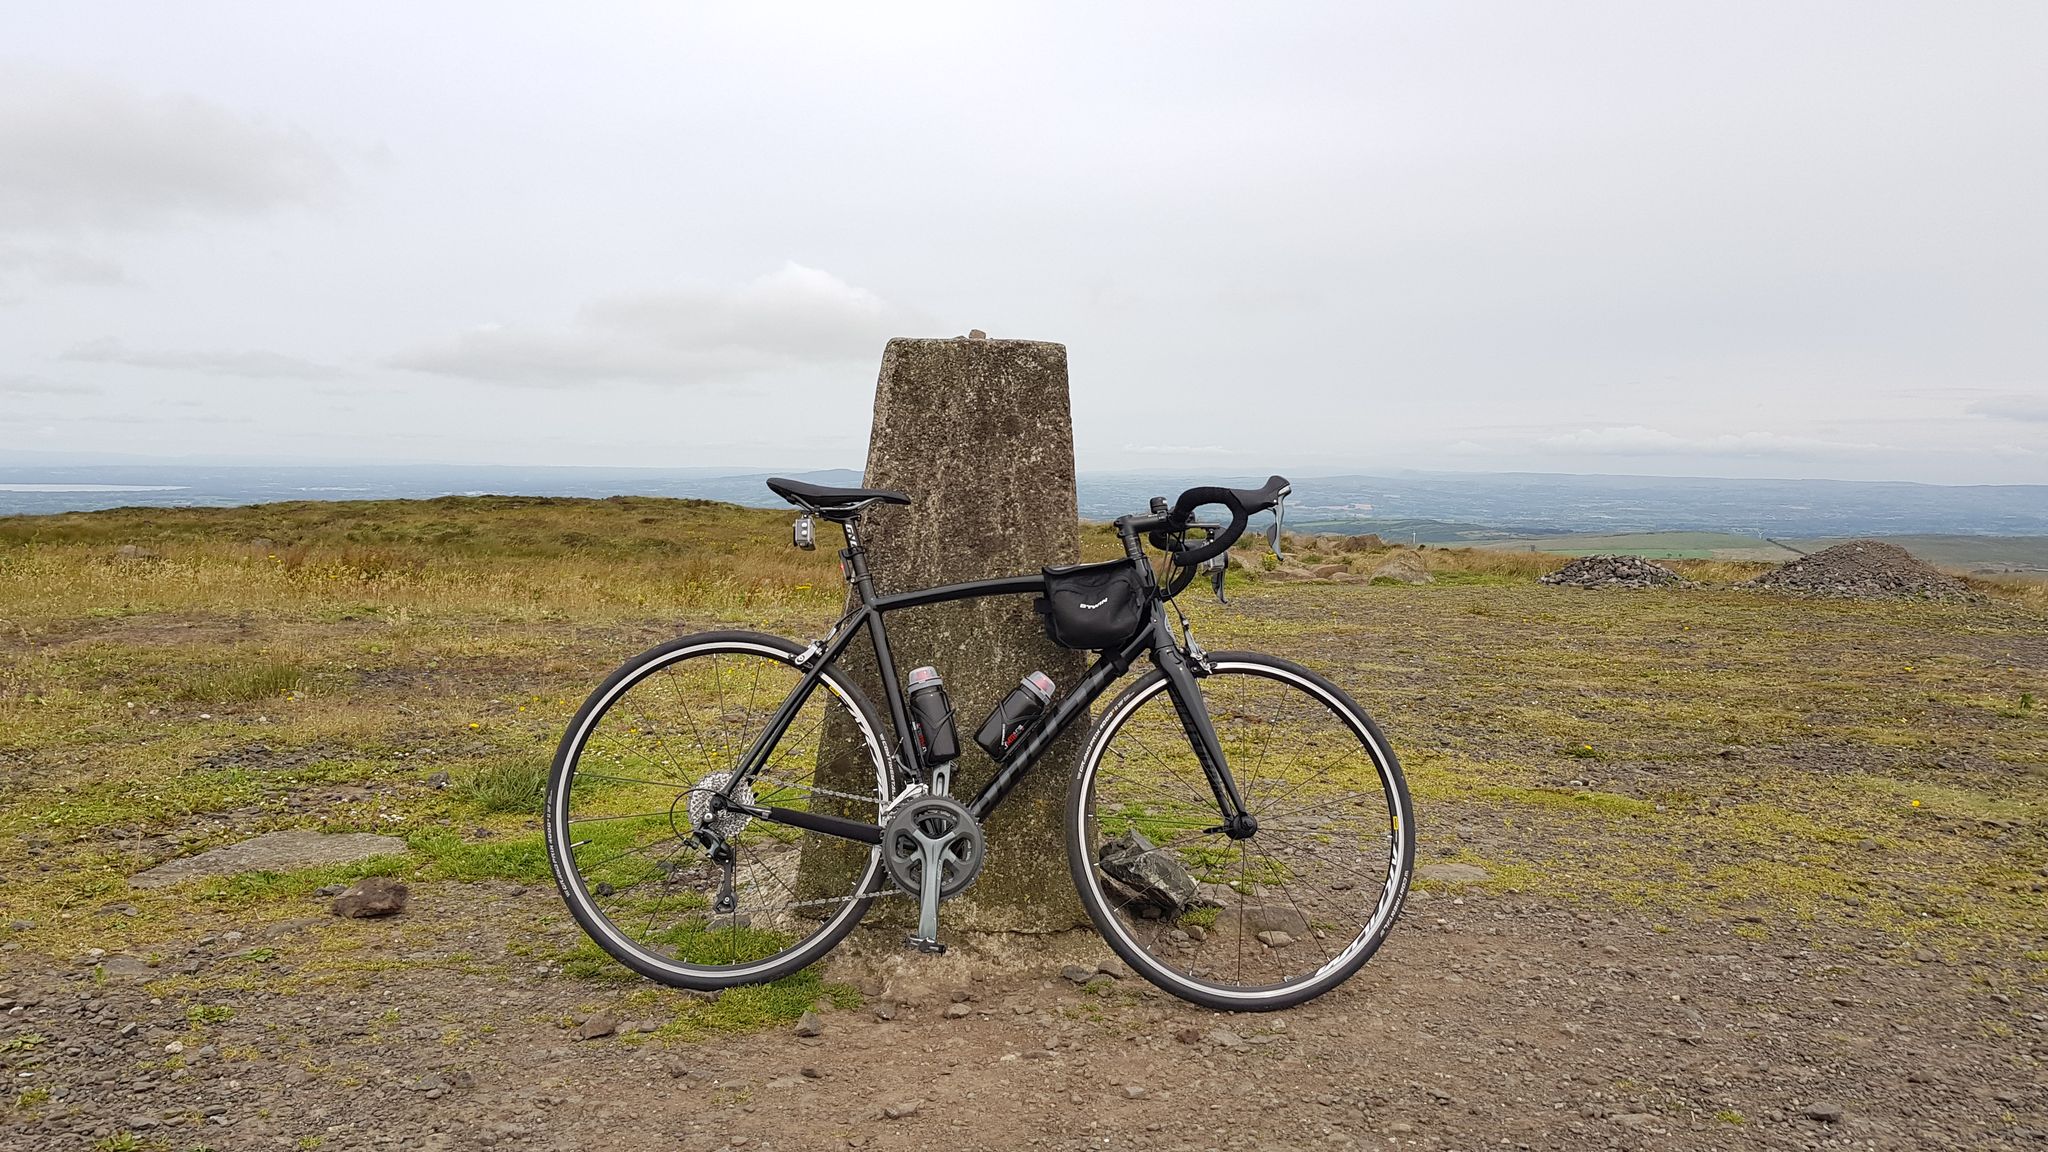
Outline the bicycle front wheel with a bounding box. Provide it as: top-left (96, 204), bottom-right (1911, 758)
top-left (1066, 652), bottom-right (1414, 1011)
top-left (545, 631), bottom-right (895, 989)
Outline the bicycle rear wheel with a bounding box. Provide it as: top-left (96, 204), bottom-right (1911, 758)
top-left (1066, 652), bottom-right (1413, 1011)
top-left (545, 631), bottom-right (895, 989)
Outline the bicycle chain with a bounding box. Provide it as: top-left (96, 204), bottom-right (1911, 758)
top-left (752, 773), bottom-right (886, 807)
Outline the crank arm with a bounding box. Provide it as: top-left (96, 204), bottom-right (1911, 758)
top-left (907, 828), bottom-right (957, 954)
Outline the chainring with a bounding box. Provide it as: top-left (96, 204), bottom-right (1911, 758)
top-left (881, 795), bottom-right (985, 899)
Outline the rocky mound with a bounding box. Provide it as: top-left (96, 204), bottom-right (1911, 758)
top-left (1746, 540), bottom-right (1976, 602)
top-left (1540, 555), bottom-right (1686, 589)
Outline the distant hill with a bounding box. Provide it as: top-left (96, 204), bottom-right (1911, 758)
top-left (3, 463), bottom-right (2045, 540)
top-left (1080, 471), bottom-right (2048, 537)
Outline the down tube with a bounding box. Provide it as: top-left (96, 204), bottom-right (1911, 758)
top-left (965, 633), bottom-right (1149, 821)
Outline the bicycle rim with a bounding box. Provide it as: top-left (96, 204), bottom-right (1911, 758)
top-left (1070, 654), bottom-right (1412, 1009)
top-left (546, 634), bottom-right (893, 987)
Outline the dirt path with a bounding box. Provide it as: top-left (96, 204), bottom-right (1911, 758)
top-left (5, 880), bottom-right (2042, 1152)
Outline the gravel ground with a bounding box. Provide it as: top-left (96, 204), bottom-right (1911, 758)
top-left (4, 862), bottom-right (2044, 1152)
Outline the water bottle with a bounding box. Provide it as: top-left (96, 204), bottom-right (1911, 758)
top-left (906, 666), bottom-right (959, 765)
top-left (974, 671), bottom-right (1056, 761)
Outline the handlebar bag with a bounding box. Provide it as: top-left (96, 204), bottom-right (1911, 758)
top-left (1036, 560), bottom-right (1146, 651)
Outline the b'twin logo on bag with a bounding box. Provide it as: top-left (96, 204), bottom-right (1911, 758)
top-left (1079, 597), bottom-right (1109, 610)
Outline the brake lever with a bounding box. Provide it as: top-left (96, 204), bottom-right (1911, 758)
top-left (1265, 494), bottom-right (1286, 561)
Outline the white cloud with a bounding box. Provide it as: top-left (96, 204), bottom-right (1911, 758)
top-left (61, 337), bottom-right (341, 379)
top-left (0, 63), bottom-right (339, 295)
top-left (1119, 443), bottom-right (1253, 456)
top-left (389, 263), bottom-right (932, 386)
top-left (0, 244), bottom-right (125, 287)
top-left (0, 374), bottom-right (98, 395)
top-left (0, 63), bottom-right (340, 237)
top-left (1969, 394), bottom-right (2048, 424)
top-left (1531, 425), bottom-right (1886, 457)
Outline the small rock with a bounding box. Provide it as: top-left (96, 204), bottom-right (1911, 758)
top-left (98, 955), bottom-right (156, 983)
top-left (1095, 956), bottom-right (1130, 980)
top-left (1255, 930), bottom-right (1295, 949)
top-left (575, 1013), bottom-right (619, 1041)
top-left (1060, 964), bottom-right (1098, 985)
top-left (871, 1002), bottom-right (897, 1021)
top-left (1612, 1113), bottom-right (1657, 1129)
top-left (1123, 1084), bottom-right (1147, 1099)
top-left (793, 1011), bottom-right (824, 1038)
top-left (661, 1056), bottom-right (690, 1079)
top-left (943, 1003), bottom-right (972, 1019)
top-left (426, 771), bottom-right (451, 789)
top-left (1205, 1027), bottom-right (1244, 1049)
top-left (1802, 1102), bottom-right (1844, 1124)
top-left (330, 876), bottom-right (408, 919)
top-left (800, 1066), bottom-right (821, 1079)
top-left (882, 1101), bottom-right (921, 1120)
top-left (1912, 946), bottom-right (1939, 964)
top-left (314, 884), bottom-right (345, 898)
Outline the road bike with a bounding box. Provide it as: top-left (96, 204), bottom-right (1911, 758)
top-left (544, 474), bottom-right (1414, 1011)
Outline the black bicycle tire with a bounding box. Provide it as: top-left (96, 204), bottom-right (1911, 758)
top-left (1064, 651), bottom-right (1415, 1012)
top-left (545, 630), bottom-right (894, 990)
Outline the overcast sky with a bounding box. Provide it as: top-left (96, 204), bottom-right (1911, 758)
top-left (2, 3), bottom-right (2044, 483)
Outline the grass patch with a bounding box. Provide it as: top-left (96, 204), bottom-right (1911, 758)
top-left (172, 656), bottom-right (304, 703)
top-left (460, 758), bottom-right (548, 815)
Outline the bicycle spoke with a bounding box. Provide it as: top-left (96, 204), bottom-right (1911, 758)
top-left (569, 809), bottom-right (676, 826)
top-left (550, 641), bottom-right (889, 979)
top-left (1080, 660), bottom-right (1410, 1004)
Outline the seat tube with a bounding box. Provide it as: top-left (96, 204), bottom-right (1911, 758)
top-left (840, 526), bottom-right (918, 781)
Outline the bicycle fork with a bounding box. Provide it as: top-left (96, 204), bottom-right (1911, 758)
top-left (1149, 616), bottom-right (1258, 839)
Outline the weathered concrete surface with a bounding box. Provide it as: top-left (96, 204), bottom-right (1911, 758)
top-left (804, 336), bottom-right (1089, 932)
top-left (129, 830), bottom-right (409, 889)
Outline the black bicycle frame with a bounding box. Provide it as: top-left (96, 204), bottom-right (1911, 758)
top-left (716, 519), bottom-right (1250, 845)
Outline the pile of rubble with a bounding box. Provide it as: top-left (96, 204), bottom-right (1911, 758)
top-left (1746, 540), bottom-right (1977, 602)
top-left (1539, 554), bottom-right (1687, 589)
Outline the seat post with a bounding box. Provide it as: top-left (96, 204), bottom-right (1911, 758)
top-left (839, 517), bottom-right (880, 605)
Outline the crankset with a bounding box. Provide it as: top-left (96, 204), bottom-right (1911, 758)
top-left (881, 794), bottom-right (986, 954)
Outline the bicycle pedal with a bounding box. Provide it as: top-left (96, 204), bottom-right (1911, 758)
top-left (905, 935), bottom-right (947, 955)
